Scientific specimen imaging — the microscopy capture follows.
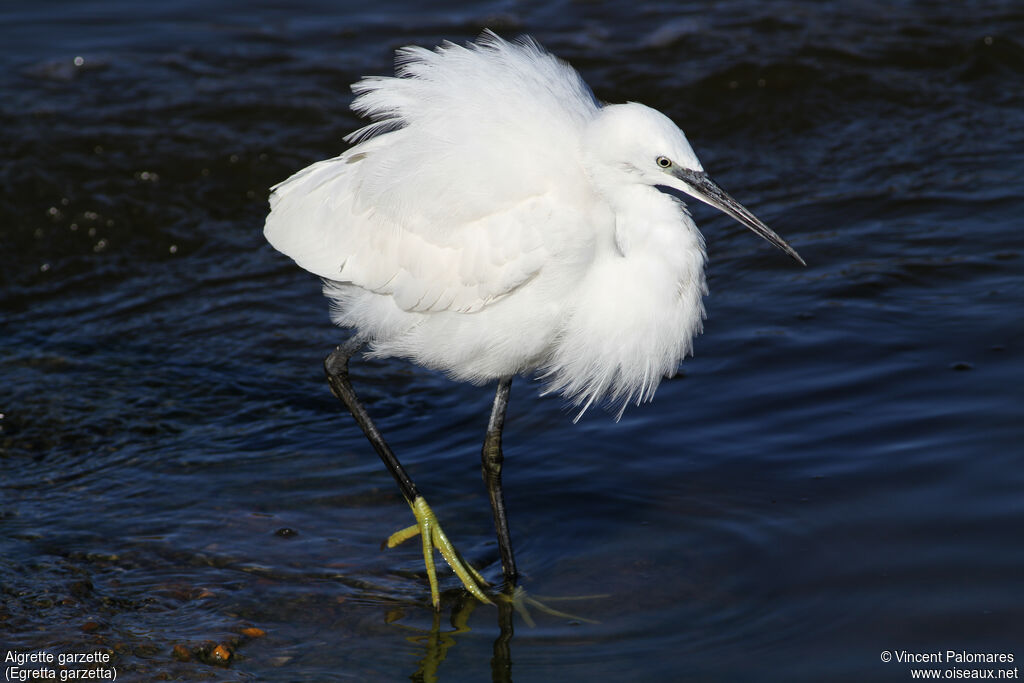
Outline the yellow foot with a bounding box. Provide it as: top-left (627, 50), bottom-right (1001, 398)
top-left (496, 585), bottom-right (604, 627)
top-left (385, 496), bottom-right (492, 609)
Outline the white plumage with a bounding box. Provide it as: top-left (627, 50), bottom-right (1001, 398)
top-left (265, 31), bottom-right (801, 417)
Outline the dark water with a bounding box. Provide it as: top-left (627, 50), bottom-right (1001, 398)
top-left (3, 2), bottom-right (1023, 681)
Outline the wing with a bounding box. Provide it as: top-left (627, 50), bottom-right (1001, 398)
top-left (264, 31), bottom-right (599, 313)
top-left (266, 143), bottom-right (557, 313)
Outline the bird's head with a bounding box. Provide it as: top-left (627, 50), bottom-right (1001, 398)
top-left (584, 102), bottom-right (805, 265)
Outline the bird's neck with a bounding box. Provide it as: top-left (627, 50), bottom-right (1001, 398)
top-left (606, 184), bottom-right (700, 259)
top-left (540, 182), bottom-right (708, 416)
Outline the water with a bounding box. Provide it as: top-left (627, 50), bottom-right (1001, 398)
top-left (3, 2), bottom-right (1023, 681)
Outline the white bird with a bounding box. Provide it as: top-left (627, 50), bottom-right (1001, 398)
top-left (265, 30), bottom-right (804, 610)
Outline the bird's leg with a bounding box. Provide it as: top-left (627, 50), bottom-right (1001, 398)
top-left (480, 379), bottom-right (605, 626)
top-left (323, 341), bottom-right (491, 609)
top-left (482, 377), bottom-right (518, 587)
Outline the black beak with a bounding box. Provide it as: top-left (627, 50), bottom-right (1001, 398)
top-left (672, 168), bottom-right (806, 266)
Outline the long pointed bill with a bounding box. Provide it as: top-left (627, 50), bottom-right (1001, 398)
top-left (673, 168), bottom-right (806, 266)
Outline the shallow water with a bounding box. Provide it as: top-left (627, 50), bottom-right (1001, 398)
top-left (3, 2), bottom-right (1023, 681)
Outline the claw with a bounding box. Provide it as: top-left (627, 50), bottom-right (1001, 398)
top-left (385, 496), bottom-right (492, 609)
top-left (496, 585), bottom-right (603, 627)
top-left (385, 523), bottom-right (421, 548)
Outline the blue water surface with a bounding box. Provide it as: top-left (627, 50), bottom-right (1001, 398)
top-left (2, 2), bottom-right (1023, 681)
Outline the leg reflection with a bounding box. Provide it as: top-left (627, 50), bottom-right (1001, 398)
top-left (397, 590), bottom-right (514, 683)
top-left (491, 592), bottom-right (515, 683)
top-left (407, 596), bottom-right (477, 683)
top-left (399, 583), bottom-right (600, 681)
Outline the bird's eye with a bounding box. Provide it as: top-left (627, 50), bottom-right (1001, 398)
top-left (656, 156), bottom-right (672, 168)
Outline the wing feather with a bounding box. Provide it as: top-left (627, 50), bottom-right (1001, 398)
top-left (264, 31), bottom-right (599, 313)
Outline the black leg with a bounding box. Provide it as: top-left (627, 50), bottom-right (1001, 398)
top-left (323, 340), bottom-right (491, 608)
top-left (324, 340), bottom-right (419, 502)
top-left (482, 377), bottom-right (518, 586)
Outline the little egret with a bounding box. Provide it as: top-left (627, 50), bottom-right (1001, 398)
top-left (265, 31), bottom-right (804, 610)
